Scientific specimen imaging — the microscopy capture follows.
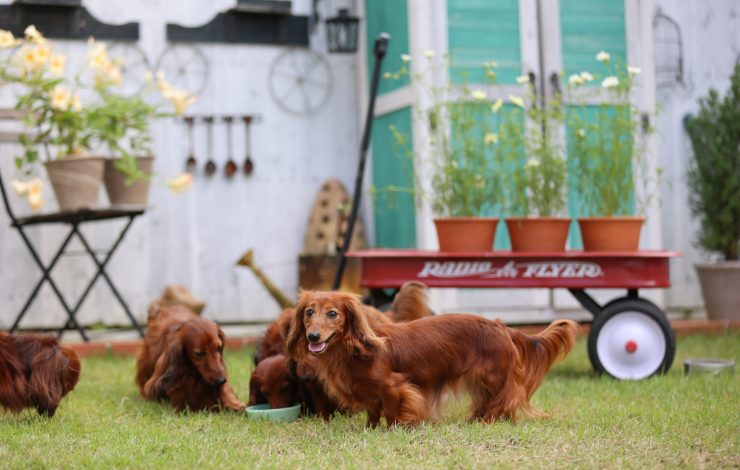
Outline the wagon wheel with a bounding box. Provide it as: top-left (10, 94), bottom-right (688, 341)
top-left (107, 43), bottom-right (151, 97)
top-left (155, 44), bottom-right (209, 96)
top-left (588, 299), bottom-right (676, 380)
top-left (268, 48), bottom-right (333, 115)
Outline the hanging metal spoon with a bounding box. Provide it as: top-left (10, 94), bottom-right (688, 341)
top-left (223, 116), bottom-right (237, 177)
top-left (203, 116), bottom-right (216, 176)
top-left (243, 115), bottom-right (254, 176)
top-left (185, 116), bottom-right (197, 174)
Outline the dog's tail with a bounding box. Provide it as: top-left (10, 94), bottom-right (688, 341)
top-left (508, 319), bottom-right (580, 417)
top-left (388, 281), bottom-right (433, 322)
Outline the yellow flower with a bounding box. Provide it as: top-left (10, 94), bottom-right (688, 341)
top-left (49, 54), bottom-right (66, 77)
top-left (10, 177), bottom-right (44, 212)
top-left (400, 54), bottom-right (411, 62)
top-left (486, 70), bottom-right (496, 79)
top-left (383, 72), bottom-right (391, 79)
top-left (471, 90), bottom-right (487, 101)
top-left (50, 85), bottom-right (71, 111)
top-left (516, 75), bottom-right (530, 84)
top-left (601, 76), bottom-right (619, 88)
top-left (167, 88), bottom-right (198, 116)
top-left (484, 133), bottom-right (499, 145)
top-left (524, 158), bottom-right (540, 169)
top-left (509, 94), bottom-right (525, 108)
top-left (87, 37), bottom-right (110, 72)
top-left (15, 45), bottom-right (41, 73)
top-left (144, 70), bottom-right (153, 84)
top-left (596, 51), bottom-right (610, 62)
top-left (423, 50), bottom-right (435, 58)
top-left (577, 128), bottom-right (586, 137)
top-left (71, 92), bottom-right (82, 112)
top-left (489, 61), bottom-right (498, 68)
top-left (105, 64), bottom-right (122, 86)
top-left (568, 74), bottom-right (584, 85)
top-left (0, 30), bottom-right (21, 49)
top-left (168, 173), bottom-right (193, 195)
top-left (627, 65), bottom-right (642, 75)
top-left (580, 71), bottom-right (594, 82)
top-left (24, 25), bottom-right (46, 44)
top-left (31, 44), bottom-right (52, 68)
top-left (491, 98), bottom-right (503, 113)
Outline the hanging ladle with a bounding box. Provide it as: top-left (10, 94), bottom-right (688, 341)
top-left (223, 116), bottom-right (237, 177)
top-left (203, 116), bottom-right (216, 176)
top-left (242, 116), bottom-right (254, 176)
top-left (185, 116), bottom-right (197, 174)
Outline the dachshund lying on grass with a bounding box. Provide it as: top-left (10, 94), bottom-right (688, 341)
top-left (250, 282), bottom-right (434, 418)
top-left (0, 332), bottom-right (81, 418)
top-left (286, 290), bottom-right (578, 427)
top-left (136, 302), bottom-right (245, 412)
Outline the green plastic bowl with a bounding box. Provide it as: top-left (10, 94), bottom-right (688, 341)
top-left (245, 403), bottom-right (301, 422)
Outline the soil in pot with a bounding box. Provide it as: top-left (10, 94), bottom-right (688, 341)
top-left (44, 155), bottom-right (105, 212)
top-left (104, 156), bottom-right (154, 206)
top-left (696, 262), bottom-right (740, 320)
top-left (505, 217), bottom-right (571, 252)
top-left (433, 218), bottom-right (499, 252)
top-left (578, 216), bottom-right (645, 251)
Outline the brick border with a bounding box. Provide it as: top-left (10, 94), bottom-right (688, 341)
top-left (64, 321), bottom-right (740, 358)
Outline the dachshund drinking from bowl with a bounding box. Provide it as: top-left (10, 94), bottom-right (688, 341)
top-left (0, 332), bottom-right (81, 418)
top-left (286, 290), bottom-right (579, 427)
top-left (136, 302), bottom-right (245, 412)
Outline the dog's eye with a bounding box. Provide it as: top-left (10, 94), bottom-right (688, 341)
top-left (306, 308), bottom-right (314, 317)
top-left (195, 351), bottom-right (206, 358)
top-left (261, 391), bottom-right (271, 398)
top-left (327, 310), bottom-right (338, 319)
top-left (279, 386), bottom-right (290, 394)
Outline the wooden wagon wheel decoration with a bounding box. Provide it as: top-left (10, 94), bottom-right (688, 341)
top-left (268, 48), bottom-right (333, 115)
top-left (155, 43), bottom-right (209, 96)
top-left (106, 43), bottom-right (151, 97)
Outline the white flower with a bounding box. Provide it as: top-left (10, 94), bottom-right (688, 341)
top-left (14, 45), bottom-right (40, 73)
top-left (71, 92), bottom-right (82, 112)
top-left (87, 37), bottom-right (110, 72)
top-left (580, 71), bottom-right (594, 82)
top-left (400, 54), bottom-right (411, 62)
top-left (167, 173), bottom-right (193, 195)
top-left (383, 72), bottom-right (391, 79)
top-left (471, 90), bottom-right (487, 101)
top-left (577, 128), bottom-right (586, 137)
top-left (484, 133), bottom-right (499, 145)
top-left (568, 74), bottom-right (584, 85)
top-left (31, 45), bottom-right (52, 68)
top-left (451, 160), bottom-right (458, 168)
top-left (627, 65), bottom-right (642, 75)
top-left (516, 75), bottom-right (530, 84)
top-left (0, 30), bottom-right (21, 49)
top-left (10, 177), bottom-right (44, 212)
top-left (491, 98), bottom-right (503, 113)
top-left (601, 76), bottom-right (619, 88)
top-left (423, 50), bottom-right (435, 58)
top-left (50, 85), bottom-right (71, 111)
top-left (524, 158), bottom-right (540, 169)
top-left (596, 51), bottom-right (610, 62)
top-left (509, 94), bottom-right (525, 108)
top-left (489, 61), bottom-right (498, 68)
top-left (144, 70), bottom-right (153, 84)
top-left (24, 25), bottom-right (46, 44)
top-left (49, 54), bottom-right (66, 77)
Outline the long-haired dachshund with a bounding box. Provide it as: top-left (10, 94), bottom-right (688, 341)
top-left (0, 332), bottom-right (81, 417)
top-left (286, 290), bottom-right (579, 427)
top-left (136, 302), bottom-right (245, 412)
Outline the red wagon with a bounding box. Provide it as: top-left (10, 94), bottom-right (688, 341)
top-left (346, 249), bottom-right (682, 380)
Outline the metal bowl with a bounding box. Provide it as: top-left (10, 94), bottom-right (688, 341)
top-left (245, 403), bottom-right (301, 422)
top-left (684, 357), bottom-right (736, 375)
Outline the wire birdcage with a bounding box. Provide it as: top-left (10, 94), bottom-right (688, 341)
top-left (653, 9), bottom-right (684, 88)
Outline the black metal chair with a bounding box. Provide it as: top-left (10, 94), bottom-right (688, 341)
top-left (0, 109), bottom-right (145, 341)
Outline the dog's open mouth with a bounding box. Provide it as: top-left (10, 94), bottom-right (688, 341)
top-left (308, 333), bottom-right (335, 353)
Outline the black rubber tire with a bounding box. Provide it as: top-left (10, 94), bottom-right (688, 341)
top-left (588, 299), bottom-right (676, 379)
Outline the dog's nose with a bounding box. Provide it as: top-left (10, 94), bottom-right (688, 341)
top-left (307, 332), bottom-right (321, 343)
top-left (214, 377), bottom-right (227, 387)
top-left (299, 374), bottom-right (312, 383)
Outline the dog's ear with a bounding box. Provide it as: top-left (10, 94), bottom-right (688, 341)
top-left (342, 293), bottom-right (386, 357)
top-left (247, 370), bottom-right (265, 407)
top-left (217, 326), bottom-right (228, 371)
top-left (144, 333), bottom-right (183, 401)
top-left (278, 308), bottom-right (295, 341)
top-left (285, 294), bottom-right (310, 363)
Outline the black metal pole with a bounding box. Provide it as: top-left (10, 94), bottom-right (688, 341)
top-left (332, 32), bottom-right (390, 290)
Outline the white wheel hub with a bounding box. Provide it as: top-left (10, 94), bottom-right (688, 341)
top-left (596, 311), bottom-right (666, 379)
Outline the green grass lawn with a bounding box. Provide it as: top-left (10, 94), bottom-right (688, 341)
top-left (1, 334), bottom-right (739, 469)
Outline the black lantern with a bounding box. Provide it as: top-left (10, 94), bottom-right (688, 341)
top-left (326, 9), bottom-right (359, 53)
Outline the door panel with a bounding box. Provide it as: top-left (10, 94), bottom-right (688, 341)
top-left (365, 0), bottom-right (410, 95)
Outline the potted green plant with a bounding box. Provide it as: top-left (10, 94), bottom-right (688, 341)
top-left (1, 26), bottom-right (102, 212)
top-left (383, 53), bottom-right (502, 252)
top-left (685, 63), bottom-right (740, 320)
top-left (493, 78), bottom-right (571, 252)
top-left (566, 51), bottom-right (659, 251)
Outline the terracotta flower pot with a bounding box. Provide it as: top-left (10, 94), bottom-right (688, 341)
top-left (433, 217), bottom-right (499, 252)
top-left (505, 217), bottom-right (572, 252)
top-left (696, 262), bottom-right (740, 320)
top-left (578, 216), bottom-right (645, 252)
top-left (104, 155), bottom-right (154, 206)
top-left (44, 155), bottom-right (105, 212)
